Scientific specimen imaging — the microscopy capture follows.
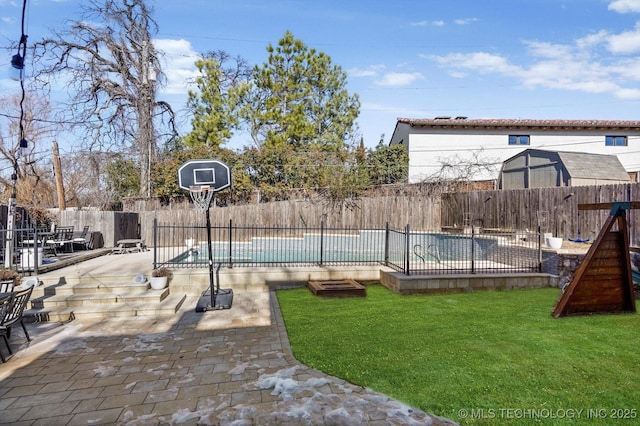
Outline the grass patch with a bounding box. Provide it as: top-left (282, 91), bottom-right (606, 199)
top-left (277, 285), bottom-right (640, 425)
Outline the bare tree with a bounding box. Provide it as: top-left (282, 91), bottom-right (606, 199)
top-left (430, 149), bottom-right (501, 188)
top-left (33, 0), bottom-right (176, 197)
top-left (0, 94), bottom-right (58, 208)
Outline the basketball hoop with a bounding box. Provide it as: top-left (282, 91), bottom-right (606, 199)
top-left (189, 185), bottom-right (214, 211)
top-left (178, 159), bottom-right (234, 312)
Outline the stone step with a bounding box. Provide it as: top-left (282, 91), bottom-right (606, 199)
top-left (34, 271), bottom-right (273, 297)
top-left (31, 288), bottom-right (169, 309)
top-left (33, 281), bottom-right (151, 297)
top-left (25, 293), bottom-right (190, 322)
top-left (37, 272), bottom-right (147, 287)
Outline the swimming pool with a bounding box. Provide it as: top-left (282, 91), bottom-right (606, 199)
top-left (170, 230), bottom-right (389, 266)
top-left (163, 228), bottom-right (534, 274)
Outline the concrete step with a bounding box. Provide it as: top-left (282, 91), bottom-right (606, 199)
top-left (31, 288), bottom-right (169, 309)
top-left (37, 272), bottom-right (146, 288)
top-left (25, 293), bottom-right (189, 322)
top-left (33, 281), bottom-right (151, 297)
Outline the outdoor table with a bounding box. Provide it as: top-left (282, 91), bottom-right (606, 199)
top-left (21, 231), bottom-right (54, 247)
top-left (111, 239), bottom-right (147, 254)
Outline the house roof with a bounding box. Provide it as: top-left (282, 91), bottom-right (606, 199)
top-left (397, 117), bottom-right (640, 131)
top-left (507, 149), bottom-right (630, 181)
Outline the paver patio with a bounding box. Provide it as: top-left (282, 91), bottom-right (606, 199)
top-left (1, 277), bottom-right (456, 425)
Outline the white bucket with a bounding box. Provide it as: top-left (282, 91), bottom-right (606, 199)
top-left (21, 247), bottom-right (44, 269)
top-left (547, 237), bottom-right (563, 249)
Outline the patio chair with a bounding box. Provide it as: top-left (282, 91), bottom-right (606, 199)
top-left (0, 293), bottom-right (12, 362)
top-left (73, 225), bottom-right (90, 250)
top-left (0, 285), bottom-right (33, 350)
top-left (45, 226), bottom-right (75, 256)
top-left (22, 227), bottom-right (50, 247)
top-left (0, 279), bottom-right (14, 293)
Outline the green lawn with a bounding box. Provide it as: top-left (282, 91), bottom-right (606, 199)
top-left (277, 285), bottom-right (640, 425)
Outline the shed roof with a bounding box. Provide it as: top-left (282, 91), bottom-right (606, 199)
top-left (555, 151), bottom-right (630, 181)
top-left (506, 149), bottom-right (630, 181)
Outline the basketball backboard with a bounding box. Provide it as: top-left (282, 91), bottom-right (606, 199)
top-left (178, 159), bottom-right (231, 192)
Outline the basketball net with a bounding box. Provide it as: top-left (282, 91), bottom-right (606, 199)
top-left (189, 185), bottom-right (215, 211)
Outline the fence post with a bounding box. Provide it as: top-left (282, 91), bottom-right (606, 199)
top-left (384, 222), bottom-right (390, 266)
top-left (34, 225), bottom-right (39, 276)
top-left (471, 226), bottom-right (475, 274)
top-left (405, 224), bottom-right (410, 275)
top-left (228, 219), bottom-right (233, 268)
top-left (537, 225), bottom-right (542, 272)
top-left (319, 221), bottom-right (324, 267)
top-left (153, 218), bottom-right (157, 269)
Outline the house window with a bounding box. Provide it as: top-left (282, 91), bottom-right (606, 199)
top-left (508, 135), bottom-right (530, 145)
top-left (605, 136), bottom-right (627, 146)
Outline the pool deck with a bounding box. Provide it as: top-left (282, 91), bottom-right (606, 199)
top-left (1, 252), bottom-right (457, 425)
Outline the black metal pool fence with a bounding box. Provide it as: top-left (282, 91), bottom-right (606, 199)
top-left (153, 220), bottom-right (543, 275)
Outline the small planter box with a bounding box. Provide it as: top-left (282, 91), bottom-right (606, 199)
top-left (308, 279), bottom-right (366, 297)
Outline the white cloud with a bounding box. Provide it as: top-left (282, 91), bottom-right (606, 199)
top-left (374, 72), bottom-right (424, 87)
top-left (606, 22), bottom-right (640, 53)
top-left (429, 11), bottom-right (640, 101)
top-left (614, 87), bottom-right (640, 98)
top-left (431, 33), bottom-right (640, 99)
top-left (431, 52), bottom-right (519, 75)
top-left (348, 65), bottom-right (384, 77)
top-left (153, 38), bottom-right (199, 95)
top-left (524, 41), bottom-right (574, 59)
top-left (454, 18), bottom-right (478, 25)
top-left (608, 0), bottom-right (640, 13)
top-left (575, 30), bottom-right (610, 50)
top-left (410, 20), bottom-right (445, 27)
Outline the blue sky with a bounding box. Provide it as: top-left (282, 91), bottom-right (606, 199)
top-left (2, 0), bottom-right (640, 152)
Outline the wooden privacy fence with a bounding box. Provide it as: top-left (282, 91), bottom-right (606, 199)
top-left (58, 211), bottom-right (139, 247)
top-left (441, 183), bottom-right (639, 246)
top-left (137, 194), bottom-right (441, 248)
top-left (56, 182), bottom-right (639, 248)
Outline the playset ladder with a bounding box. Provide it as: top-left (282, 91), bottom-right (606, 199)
top-left (552, 201), bottom-right (638, 318)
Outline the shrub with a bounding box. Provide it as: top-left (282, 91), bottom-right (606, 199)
top-left (151, 267), bottom-right (172, 278)
top-left (0, 268), bottom-right (21, 286)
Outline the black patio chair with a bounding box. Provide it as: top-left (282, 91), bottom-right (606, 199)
top-left (73, 225), bottom-right (90, 250)
top-left (0, 285), bottom-right (33, 352)
top-left (0, 293), bottom-right (12, 363)
top-left (0, 280), bottom-right (14, 293)
top-left (45, 226), bottom-right (75, 256)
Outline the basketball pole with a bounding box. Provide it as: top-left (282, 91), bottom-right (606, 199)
top-left (206, 195), bottom-right (215, 307)
top-left (195, 190), bottom-right (232, 312)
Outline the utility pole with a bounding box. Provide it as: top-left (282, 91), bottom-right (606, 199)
top-left (138, 40), bottom-right (155, 198)
top-left (52, 141), bottom-right (66, 211)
